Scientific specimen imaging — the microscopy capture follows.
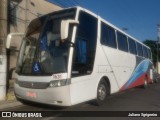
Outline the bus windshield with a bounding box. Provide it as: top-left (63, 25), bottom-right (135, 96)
top-left (17, 8), bottom-right (76, 75)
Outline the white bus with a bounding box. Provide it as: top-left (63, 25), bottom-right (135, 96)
top-left (10, 6), bottom-right (153, 106)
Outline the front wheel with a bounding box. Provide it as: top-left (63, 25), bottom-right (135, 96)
top-left (95, 79), bottom-right (109, 106)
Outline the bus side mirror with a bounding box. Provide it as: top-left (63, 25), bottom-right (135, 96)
top-left (6, 33), bottom-right (24, 50)
top-left (61, 20), bottom-right (79, 40)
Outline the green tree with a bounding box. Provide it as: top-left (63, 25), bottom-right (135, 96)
top-left (143, 40), bottom-right (157, 64)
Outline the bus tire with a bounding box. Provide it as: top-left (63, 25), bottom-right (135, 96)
top-left (143, 77), bottom-right (148, 88)
top-left (95, 79), bottom-right (109, 106)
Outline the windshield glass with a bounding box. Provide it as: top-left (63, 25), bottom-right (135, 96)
top-left (17, 8), bottom-right (76, 75)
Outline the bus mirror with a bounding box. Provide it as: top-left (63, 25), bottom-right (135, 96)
top-left (6, 33), bottom-right (24, 50)
top-left (61, 20), bottom-right (79, 40)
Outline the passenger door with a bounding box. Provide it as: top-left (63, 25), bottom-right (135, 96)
top-left (70, 11), bottom-right (98, 105)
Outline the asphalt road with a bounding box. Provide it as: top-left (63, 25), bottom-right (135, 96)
top-left (1, 81), bottom-right (160, 120)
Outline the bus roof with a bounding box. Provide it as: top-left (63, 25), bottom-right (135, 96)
top-left (34, 6), bottom-right (150, 50)
top-left (75, 6), bottom-right (150, 49)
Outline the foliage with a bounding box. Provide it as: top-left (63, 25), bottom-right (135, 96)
top-left (143, 40), bottom-right (157, 63)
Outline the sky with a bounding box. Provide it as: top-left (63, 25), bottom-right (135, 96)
top-left (48, 0), bottom-right (160, 42)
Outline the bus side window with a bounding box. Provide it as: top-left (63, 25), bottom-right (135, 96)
top-left (128, 38), bottom-right (137, 55)
top-left (137, 42), bottom-right (143, 57)
top-left (75, 38), bottom-right (87, 64)
top-left (148, 49), bottom-right (151, 59)
top-left (143, 46), bottom-right (148, 58)
top-left (101, 22), bottom-right (117, 49)
top-left (117, 31), bottom-right (128, 52)
top-left (72, 11), bottom-right (97, 77)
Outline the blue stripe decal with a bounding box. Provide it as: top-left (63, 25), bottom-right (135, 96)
top-left (124, 60), bottom-right (150, 89)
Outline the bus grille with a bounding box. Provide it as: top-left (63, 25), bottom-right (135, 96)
top-left (18, 81), bottom-right (49, 89)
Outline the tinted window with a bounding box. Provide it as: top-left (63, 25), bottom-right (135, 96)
top-left (128, 38), bottom-right (137, 55)
top-left (101, 22), bottom-right (117, 48)
top-left (117, 31), bottom-right (128, 52)
top-left (148, 49), bottom-right (152, 59)
top-left (72, 11), bottom-right (97, 77)
top-left (137, 43), bottom-right (143, 56)
top-left (143, 46), bottom-right (148, 58)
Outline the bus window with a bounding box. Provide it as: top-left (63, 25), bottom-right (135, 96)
top-left (148, 49), bottom-right (152, 59)
top-left (72, 11), bottom-right (97, 77)
top-left (128, 38), bottom-right (137, 55)
top-left (19, 8), bottom-right (76, 75)
top-left (143, 46), bottom-right (148, 58)
top-left (75, 39), bottom-right (87, 64)
top-left (137, 43), bottom-right (143, 57)
top-left (101, 22), bottom-right (117, 48)
top-left (117, 31), bottom-right (128, 52)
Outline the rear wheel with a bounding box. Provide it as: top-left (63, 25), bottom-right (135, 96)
top-left (95, 79), bottom-right (109, 106)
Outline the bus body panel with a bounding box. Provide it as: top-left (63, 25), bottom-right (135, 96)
top-left (100, 46), bottom-right (136, 88)
top-left (70, 75), bottom-right (95, 105)
top-left (120, 58), bottom-right (153, 90)
top-left (14, 81), bottom-right (72, 106)
top-left (93, 43), bottom-right (120, 94)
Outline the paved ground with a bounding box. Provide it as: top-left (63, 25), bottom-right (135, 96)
top-left (1, 81), bottom-right (160, 120)
top-left (0, 79), bottom-right (22, 110)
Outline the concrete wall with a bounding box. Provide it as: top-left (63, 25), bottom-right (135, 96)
top-left (9, 0), bottom-right (62, 79)
top-left (0, 0), bottom-right (8, 55)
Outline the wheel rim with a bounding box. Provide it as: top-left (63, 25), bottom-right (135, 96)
top-left (98, 84), bottom-right (106, 101)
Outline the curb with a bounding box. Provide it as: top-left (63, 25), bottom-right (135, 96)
top-left (0, 79), bottom-right (23, 110)
top-left (0, 101), bottom-right (22, 110)
top-left (0, 91), bottom-right (22, 110)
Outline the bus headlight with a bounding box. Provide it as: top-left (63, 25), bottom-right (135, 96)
top-left (49, 80), bottom-right (66, 87)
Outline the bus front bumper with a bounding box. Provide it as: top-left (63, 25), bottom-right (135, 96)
top-left (14, 83), bottom-right (72, 106)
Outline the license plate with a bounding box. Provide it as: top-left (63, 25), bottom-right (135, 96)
top-left (26, 91), bottom-right (37, 98)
